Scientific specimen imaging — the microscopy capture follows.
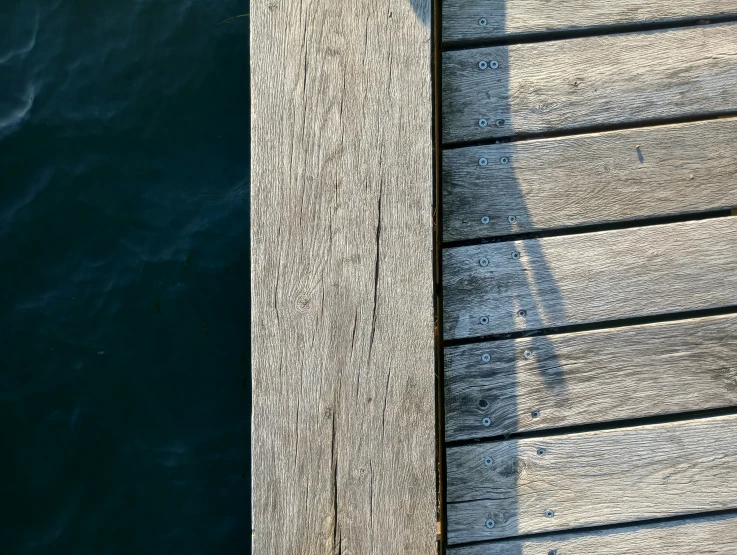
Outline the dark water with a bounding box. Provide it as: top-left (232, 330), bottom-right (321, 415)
top-left (1, 1), bottom-right (250, 552)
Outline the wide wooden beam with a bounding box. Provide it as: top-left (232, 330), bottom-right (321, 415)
top-left (251, 1), bottom-right (436, 553)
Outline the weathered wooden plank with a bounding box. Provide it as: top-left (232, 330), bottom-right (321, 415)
top-left (251, 1), bottom-right (435, 553)
top-left (443, 216), bottom-right (737, 340)
top-left (446, 414), bottom-right (737, 543)
top-left (447, 512), bottom-right (737, 554)
top-left (443, 118), bottom-right (737, 241)
top-left (442, 22), bottom-right (737, 144)
top-left (442, 0), bottom-right (737, 43)
top-left (445, 313), bottom-right (737, 441)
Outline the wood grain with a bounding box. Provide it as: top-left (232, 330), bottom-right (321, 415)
top-left (443, 118), bottom-right (737, 241)
top-left (442, 22), bottom-right (737, 144)
top-left (251, 1), bottom-right (435, 553)
top-left (446, 414), bottom-right (737, 543)
top-left (443, 216), bottom-right (737, 340)
top-left (442, 0), bottom-right (737, 42)
top-left (447, 512), bottom-right (737, 554)
top-left (445, 313), bottom-right (737, 441)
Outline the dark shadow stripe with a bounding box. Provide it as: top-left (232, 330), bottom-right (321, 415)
top-left (442, 14), bottom-right (737, 51)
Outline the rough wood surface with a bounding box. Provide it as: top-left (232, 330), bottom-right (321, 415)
top-left (445, 313), bottom-right (737, 441)
top-left (443, 118), bottom-right (737, 241)
top-left (447, 512), bottom-right (737, 554)
top-left (251, 1), bottom-right (435, 553)
top-left (446, 414), bottom-right (737, 543)
top-left (442, 0), bottom-right (737, 42)
top-left (443, 216), bottom-right (737, 340)
top-left (442, 22), bottom-right (737, 144)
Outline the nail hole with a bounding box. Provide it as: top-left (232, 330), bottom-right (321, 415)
top-left (496, 119), bottom-right (505, 127)
top-left (518, 309), bottom-right (527, 318)
top-left (479, 399), bottom-right (488, 408)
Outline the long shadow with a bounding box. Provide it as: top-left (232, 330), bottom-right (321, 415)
top-left (439, 0), bottom-right (572, 549)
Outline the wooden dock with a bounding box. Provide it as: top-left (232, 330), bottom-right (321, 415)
top-left (441, 2), bottom-right (737, 552)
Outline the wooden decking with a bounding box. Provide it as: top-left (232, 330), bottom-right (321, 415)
top-left (440, 2), bottom-right (737, 552)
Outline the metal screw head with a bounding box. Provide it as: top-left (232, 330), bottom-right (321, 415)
top-left (479, 157), bottom-right (488, 166)
top-left (531, 410), bottom-right (540, 419)
top-left (481, 353), bottom-right (491, 363)
top-left (482, 417), bottom-right (491, 427)
top-left (518, 309), bottom-right (527, 318)
top-left (500, 156), bottom-right (509, 164)
top-left (478, 61), bottom-right (488, 70)
top-left (479, 17), bottom-right (488, 26)
top-left (524, 350), bottom-right (533, 360)
top-left (483, 456), bottom-right (493, 467)
top-left (545, 510), bottom-right (555, 518)
top-left (480, 257), bottom-right (489, 267)
top-left (549, 550), bottom-right (558, 555)
top-left (479, 118), bottom-right (488, 128)
top-left (496, 119), bottom-right (505, 127)
top-left (511, 251), bottom-right (520, 259)
top-left (537, 447), bottom-right (547, 456)
top-left (508, 215), bottom-right (517, 224)
top-left (481, 216), bottom-right (490, 224)
top-left (480, 316), bottom-right (489, 325)
top-left (485, 519), bottom-right (496, 529)
top-left (490, 60), bottom-right (499, 69)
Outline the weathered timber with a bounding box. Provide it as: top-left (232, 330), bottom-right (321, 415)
top-left (448, 512), bottom-right (737, 554)
top-left (443, 118), bottom-right (737, 241)
top-left (443, 0), bottom-right (737, 42)
top-left (443, 216), bottom-right (737, 340)
top-left (447, 414), bottom-right (737, 543)
top-left (442, 22), bottom-right (737, 143)
top-left (445, 313), bottom-right (737, 441)
top-left (251, 1), bottom-right (436, 553)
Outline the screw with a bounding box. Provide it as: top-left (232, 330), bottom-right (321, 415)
top-left (500, 156), bottom-right (509, 164)
top-left (496, 119), bottom-right (505, 127)
top-left (483, 456), bottom-right (493, 467)
top-left (481, 353), bottom-right (491, 362)
top-left (485, 519), bottom-right (495, 529)
top-left (549, 551), bottom-right (558, 555)
top-left (508, 215), bottom-right (517, 224)
top-left (524, 350), bottom-right (533, 360)
top-left (481, 216), bottom-right (490, 224)
top-left (532, 410), bottom-right (540, 419)
top-left (490, 60), bottom-right (499, 69)
top-left (511, 251), bottom-right (520, 259)
top-left (479, 118), bottom-right (488, 128)
top-left (537, 447), bottom-right (547, 456)
top-left (480, 316), bottom-right (489, 325)
top-left (482, 417), bottom-right (491, 427)
top-left (479, 18), bottom-right (488, 26)
top-left (545, 510), bottom-right (555, 518)
top-left (479, 157), bottom-right (488, 166)
top-left (518, 309), bottom-right (527, 318)
top-left (478, 61), bottom-right (488, 70)
top-left (480, 257), bottom-right (489, 267)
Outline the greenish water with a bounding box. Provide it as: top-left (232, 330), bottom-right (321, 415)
top-left (1, 1), bottom-right (250, 552)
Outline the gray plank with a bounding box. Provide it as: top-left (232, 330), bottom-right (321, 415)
top-left (251, 0), bottom-right (436, 553)
top-left (443, 216), bottom-right (737, 340)
top-left (443, 118), bottom-right (737, 241)
top-left (442, 22), bottom-right (737, 144)
top-left (447, 414), bottom-right (737, 543)
top-left (445, 313), bottom-right (737, 441)
top-left (443, 0), bottom-right (737, 42)
top-left (448, 512), bottom-right (737, 554)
